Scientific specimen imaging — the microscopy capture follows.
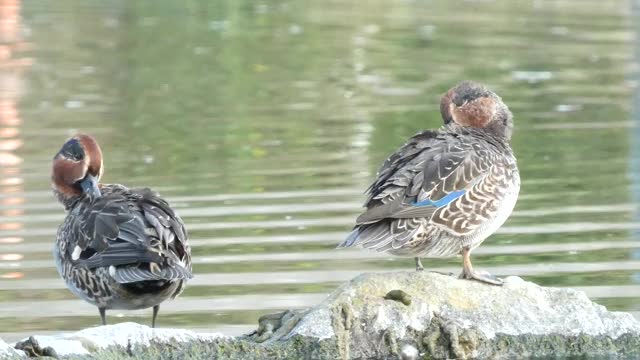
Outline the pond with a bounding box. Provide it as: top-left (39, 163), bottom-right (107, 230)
top-left (0, 0), bottom-right (638, 339)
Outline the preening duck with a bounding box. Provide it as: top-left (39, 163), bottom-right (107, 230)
top-left (338, 81), bottom-right (520, 285)
top-left (52, 134), bottom-right (192, 326)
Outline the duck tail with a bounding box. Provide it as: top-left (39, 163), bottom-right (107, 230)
top-left (337, 227), bottom-right (362, 248)
top-left (337, 222), bottom-right (393, 251)
top-left (111, 263), bottom-right (192, 284)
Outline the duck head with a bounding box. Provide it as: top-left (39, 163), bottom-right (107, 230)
top-left (440, 81), bottom-right (513, 140)
top-left (52, 134), bottom-right (104, 202)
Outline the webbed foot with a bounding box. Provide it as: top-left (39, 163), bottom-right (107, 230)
top-left (460, 246), bottom-right (503, 286)
top-left (459, 268), bottom-right (503, 286)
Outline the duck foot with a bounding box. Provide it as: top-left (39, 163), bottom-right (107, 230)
top-left (459, 246), bottom-right (503, 286)
top-left (416, 258), bottom-right (455, 276)
top-left (459, 268), bottom-right (503, 286)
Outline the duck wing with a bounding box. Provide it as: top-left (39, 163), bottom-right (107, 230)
top-left (339, 129), bottom-right (505, 250)
top-left (67, 186), bottom-right (192, 283)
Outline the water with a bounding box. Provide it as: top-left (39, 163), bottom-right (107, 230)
top-left (0, 0), bottom-right (638, 340)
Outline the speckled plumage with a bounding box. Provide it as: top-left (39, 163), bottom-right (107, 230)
top-left (52, 135), bottom-right (192, 326)
top-left (338, 81), bottom-right (520, 285)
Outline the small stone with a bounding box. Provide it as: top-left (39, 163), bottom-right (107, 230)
top-left (14, 336), bottom-right (58, 358)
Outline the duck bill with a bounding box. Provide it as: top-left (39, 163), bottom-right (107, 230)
top-left (80, 174), bottom-right (101, 200)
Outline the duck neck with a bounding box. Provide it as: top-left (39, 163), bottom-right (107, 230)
top-left (447, 123), bottom-right (511, 149)
top-left (53, 189), bottom-right (83, 211)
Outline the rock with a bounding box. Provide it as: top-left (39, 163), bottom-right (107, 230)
top-left (275, 272), bottom-right (640, 359)
top-left (14, 337), bottom-right (57, 358)
top-left (5, 323), bottom-right (224, 359)
top-left (0, 337), bottom-right (22, 358)
top-left (4, 272), bottom-right (640, 359)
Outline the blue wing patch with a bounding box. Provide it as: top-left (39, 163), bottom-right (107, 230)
top-left (413, 190), bottom-right (466, 207)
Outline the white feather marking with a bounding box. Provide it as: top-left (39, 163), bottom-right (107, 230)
top-left (71, 245), bottom-right (82, 261)
top-left (109, 265), bottom-right (116, 277)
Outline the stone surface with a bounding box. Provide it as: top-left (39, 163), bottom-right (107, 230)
top-left (0, 338), bottom-right (21, 358)
top-left (270, 272), bottom-right (640, 359)
top-left (7, 323), bottom-right (224, 358)
top-left (3, 272), bottom-right (640, 359)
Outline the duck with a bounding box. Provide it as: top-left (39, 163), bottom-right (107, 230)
top-left (338, 81), bottom-right (520, 285)
top-left (51, 134), bottom-right (192, 327)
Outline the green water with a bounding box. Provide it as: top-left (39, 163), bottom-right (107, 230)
top-left (0, 0), bottom-right (637, 338)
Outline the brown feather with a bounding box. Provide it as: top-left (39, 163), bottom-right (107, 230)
top-left (77, 134), bottom-right (103, 178)
top-left (450, 97), bottom-right (497, 128)
top-left (52, 158), bottom-right (86, 197)
top-left (439, 89), bottom-right (455, 124)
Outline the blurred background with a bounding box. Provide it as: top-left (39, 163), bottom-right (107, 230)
top-left (0, 0), bottom-right (638, 340)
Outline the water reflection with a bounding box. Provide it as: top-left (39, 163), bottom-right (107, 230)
top-left (0, 0), bottom-right (30, 281)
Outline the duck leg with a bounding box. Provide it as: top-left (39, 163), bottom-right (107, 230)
top-left (459, 247), bottom-right (503, 286)
top-left (416, 257), bottom-right (455, 276)
top-left (99, 307), bottom-right (107, 325)
top-left (152, 305), bottom-right (160, 328)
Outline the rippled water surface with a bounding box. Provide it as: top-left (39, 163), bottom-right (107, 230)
top-left (0, 0), bottom-right (639, 339)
